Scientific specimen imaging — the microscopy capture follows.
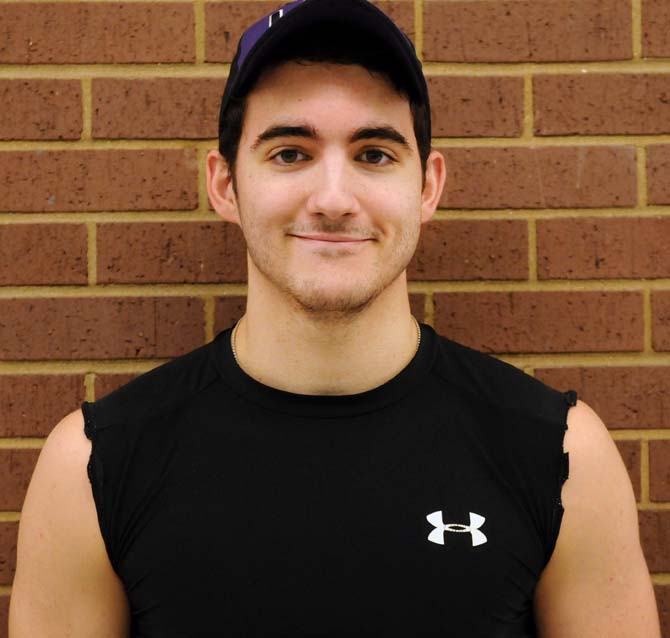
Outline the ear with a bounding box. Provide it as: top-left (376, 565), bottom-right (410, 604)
top-left (420, 149), bottom-right (447, 224)
top-left (206, 150), bottom-right (240, 225)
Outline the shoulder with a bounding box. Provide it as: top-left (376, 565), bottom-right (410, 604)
top-left (431, 332), bottom-right (573, 422)
top-left (87, 336), bottom-right (223, 432)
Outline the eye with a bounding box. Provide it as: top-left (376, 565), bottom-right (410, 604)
top-left (270, 149), bottom-right (309, 165)
top-left (358, 149), bottom-right (396, 165)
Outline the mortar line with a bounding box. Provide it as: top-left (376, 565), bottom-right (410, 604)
top-left (4, 135), bottom-right (670, 151)
top-left (0, 439), bottom-right (45, 449)
top-left (0, 512), bottom-right (20, 523)
top-left (194, 0), bottom-right (207, 65)
top-left (86, 221), bottom-right (97, 286)
top-left (414, 0), bottom-right (423, 62)
top-left (80, 77), bottom-right (92, 140)
top-left (85, 372), bottom-right (96, 402)
top-left (637, 145), bottom-right (648, 207)
top-left (640, 439), bottom-right (650, 505)
top-left (631, 0), bottom-right (642, 60)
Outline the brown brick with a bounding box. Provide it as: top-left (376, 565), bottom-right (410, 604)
top-left (639, 510), bottom-right (670, 572)
top-left (0, 298), bottom-right (204, 361)
top-left (434, 291), bottom-right (643, 354)
top-left (214, 296), bottom-right (247, 336)
top-left (427, 76), bottom-right (523, 138)
top-left (647, 145), bottom-right (670, 205)
top-left (538, 218), bottom-right (670, 280)
top-left (423, 0), bottom-right (632, 63)
top-left (0, 3), bottom-right (194, 64)
top-left (0, 523), bottom-right (18, 586)
top-left (97, 222), bottom-right (247, 284)
top-left (93, 78), bottom-right (225, 140)
top-left (615, 440), bottom-right (641, 502)
top-left (0, 596), bottom-right (7, 638)
top-left (0, 150), bottom-right (198, 213)
top-left (653, 292), bottom-right (670, 352)
top-left (94, 374), bottom-right (141, 400)
top-left (650, 440), bottom-right (670, 502)
top-left (643, 0), bottom-right (670, 58)
top-left (534, 74), bottom-right (670, 136)
top-left (0, 224), bottom-right (87, 285)
top-left (409, 294), bottom-right (426, 324)
top-left (438, 146), bottom-right (637, 209)
top-left (206, 1), bottom-right (414, 63)
top-left (654, 585), bottom-right (670, 638)
top-left (0, 375), bottom-right (85, 437)
top-left (0, 450), bottom-right (40, 510)
top-left (408, 219), bottom-right (527, 281)
top-left (535, 367), bottom-right (670, 430)
top-left (0, 80), bottom-right (81, 140)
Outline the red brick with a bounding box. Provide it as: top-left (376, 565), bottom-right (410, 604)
top-left (95, 374), bottom-right (141, 400)
top-left (650, 440), bottom-right (670, 502)
top-left (0, 80), bottom-right (81, 141)
top-left (409, 294), bottom-right (426, 324)
top-left (0, 298), bottom-right (204, 361)
top-left (538, 218), bottom-right (670, 280)
top-left (93, 78), bottom-right (225, 140)
top-left (0, 375), bottom-right (85, 437)
top-left (0, 150), bottom-right (198, 213)
top-left (0, 523), bottom-right (18, 586)
top-left (653, 292), bottom-right (670, 352)
top-left (205, 1), bottom-right (414, 63)
top-left (408, 220), bottom-right (527, 281)
top-left (214, 296), bottom-right (247, 335)
top-left (654, 585), bottom-right (670, 638)
top-left (535, 367), bottom-right (670, 430)
top-left (535, 74), bottom-right (670, 136)
top-left (0, 596), bottom-right (7, 638)
top-left (643, 0), bottom-right (670, 58)
top-left (615, 440), bottom-right (641, 502)
top-left (438, 146), bottom-right (636, 209)
top-left (434, 291), bottom-right (643, 354)
top-left (647, 145), bottom-right (670, 205)
top-left (427, 76), bottom-right (523, 138)
top-left (97, 222), bottom-right (247, 284)
top-left (0, 224), bottom-right (87, 285)
top-left (0, 450), bottom-right (40, 510)
top-left (639, 510), bottom-right (670, 572)
top-left (0, 3), bottom-right (194, 64)
top-left (423, 0), bottom-right (632, 63)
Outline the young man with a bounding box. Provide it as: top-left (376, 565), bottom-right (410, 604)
top-left (10, 1), bottom-right (660, 636)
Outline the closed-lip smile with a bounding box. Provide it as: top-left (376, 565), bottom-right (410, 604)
top-left (291, 234), bottom-right (371, 242)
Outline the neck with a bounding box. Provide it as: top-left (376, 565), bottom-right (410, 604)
top-left (232, 276), bottom-right (421, 396)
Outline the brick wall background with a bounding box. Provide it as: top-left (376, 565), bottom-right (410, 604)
top-left (1, 0), bottom-right (669, 633)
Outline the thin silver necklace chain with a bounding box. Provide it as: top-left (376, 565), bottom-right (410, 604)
top-left (231, 315), bottom-right (422, 366)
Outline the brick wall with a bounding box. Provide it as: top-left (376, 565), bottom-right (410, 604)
top-left (0, 0), bottom-right (668, 633)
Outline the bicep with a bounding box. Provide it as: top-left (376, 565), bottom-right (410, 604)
top-left (534, 400), bottom-right (660, 638)
top-left (9, 410), bottom-right (130, 638)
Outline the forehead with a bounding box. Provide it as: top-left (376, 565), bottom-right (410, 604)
top-left (241, 61), bottom-right (414, 138)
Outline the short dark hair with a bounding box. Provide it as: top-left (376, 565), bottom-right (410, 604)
top-left (218, 24), bottom-right (431, 192)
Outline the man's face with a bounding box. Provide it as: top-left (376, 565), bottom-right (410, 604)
top-left (226, 61), bottom-right (434, 319)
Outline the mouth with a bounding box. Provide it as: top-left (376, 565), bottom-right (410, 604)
top-left (290, 234), bottom-right (373, 245)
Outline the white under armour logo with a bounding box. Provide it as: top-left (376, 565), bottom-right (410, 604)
top-left (426, 511), bottom-right (488, 547)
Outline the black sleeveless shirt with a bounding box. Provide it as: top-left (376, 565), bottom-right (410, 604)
top-left (82, 322), bottom-right (575, 637)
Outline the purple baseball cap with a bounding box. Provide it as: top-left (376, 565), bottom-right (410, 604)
top-left (217, 0), bottom-right (431, 144)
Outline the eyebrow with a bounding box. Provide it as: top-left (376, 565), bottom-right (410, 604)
top-left (250, 124), bottom-right (412, 152)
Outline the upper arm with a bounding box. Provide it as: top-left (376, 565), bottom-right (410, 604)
top-left (534, 399), bottom-right (660, 638)
top-left (9, 409), bottom-right (130, 638)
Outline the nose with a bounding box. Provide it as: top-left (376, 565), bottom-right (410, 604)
top-left (305, 151), bottom-right (361, 219)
